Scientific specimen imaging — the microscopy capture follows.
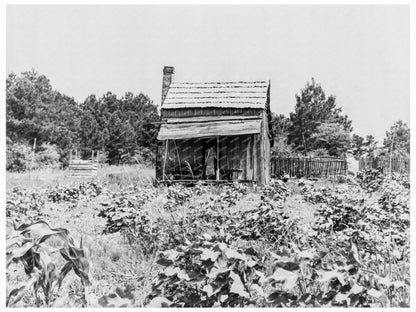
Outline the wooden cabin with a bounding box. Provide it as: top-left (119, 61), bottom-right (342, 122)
top-left (155, 66), bottom-right (272, 185)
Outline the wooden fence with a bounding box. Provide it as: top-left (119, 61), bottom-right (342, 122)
top-left (359, 156), bottom-right (409, 173)
top-left (67, 150), bottom-right (99, 178)
top-left (271, 157), bottom-right (348, 178)
top-left (67, 160), bottom-right (98, 178)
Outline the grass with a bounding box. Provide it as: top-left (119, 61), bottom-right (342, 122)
top-left (6, 164), bottom-right (155, 191)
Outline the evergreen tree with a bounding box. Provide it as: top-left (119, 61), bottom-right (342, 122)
top-left (288, 78), bottom-right (352, 155)
top-left (383, 120), bottom-right (410, 156)
top-left (6, 70), bottom-right (160, 168)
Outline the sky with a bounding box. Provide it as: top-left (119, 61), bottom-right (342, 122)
top-left (6, 5), bottom-right (410, 144)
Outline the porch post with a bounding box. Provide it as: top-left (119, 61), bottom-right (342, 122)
top-left (216, 136), bottom-right (220, 181)
top-left (162, 139), bottom-right (169, 180)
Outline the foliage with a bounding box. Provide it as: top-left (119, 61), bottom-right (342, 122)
top-left (98, 185), bottom-right (160, 253)
top-left (48, 182), bottom-right (103, 203)
top-left (147, 232), bottom-right (407, 307)
top-left (287, 78), bottom-right (352, 155)
top-left (186, 182), bottom-right (299, 248)
top-left (271, 136), bottom-right (298, 157)
top-left (271, 113), bottom-right (297, 157)
top-left (97, 285), bottom-right (136, 307)
top-left (6, 188), bottom-right (47, 224)
top-left (351, 134), bottom-right (378, 158)
top-left (217, 183), bottom-right (248, 207)
top-left (356, 168), bottom-right (385, 192)
top-left (390, 172), bottom-right (410, 189)
top-left (6, 70), bottom-right (81, 158)
top-left (231, 198), bottom-right (302, 247)
top-left (6, 221), bottom-right (91, 307)
top-left (305, 184), bottom-right (366, 233)
top-left (6, 70), bottom-right (160, 169)
top-left (383, 120), bottom-right (410, 156)
top-left (376, 180), bottom-right (410, 246)
top-left (98, 185), bottom-right (157, 234)
top-left (302, 180), bottom-right (410, 307)
top-left (6, 169), bottom-right (410, 307)
top-left (7, 141), bottom-right (61, 172)
top-left (119, 146), bottom-right (155, 166)
top-left (310, 123), bottom-right (351, 157)
top-left (80, 92), bottom-right (159, 164)
top-left (262, 179), bottom-right (290, 202)
top-left (164, 185), bottom-right (193, 211)
top-left (6, 140), bottom-right (33, 172)
top-left (147, 235), bottom-right (266, 307)
top-left (32, 144), bottom-right (61, 170)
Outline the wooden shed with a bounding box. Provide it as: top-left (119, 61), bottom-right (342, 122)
top-left (155, 66), bottom-right (272, 185)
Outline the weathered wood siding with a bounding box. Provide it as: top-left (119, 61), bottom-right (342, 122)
top-left (261, 110), bottom-right (271, 185)
top-left (157, 119), bottom-right (262, 140)
top-left (161, 107), bottom-right (263, 118)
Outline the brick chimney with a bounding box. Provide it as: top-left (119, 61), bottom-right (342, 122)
top-left (161, 66), bottom-right (175, 105)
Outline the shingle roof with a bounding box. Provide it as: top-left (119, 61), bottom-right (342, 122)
top-left (162, 81), bottom-right (269, 109)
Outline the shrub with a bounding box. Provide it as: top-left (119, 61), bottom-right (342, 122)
top-left (230, 197), bottom-right (302, 247)
top-left (263, 179), bottom-right (290, 202)
top-left (147, 235), bottom-right (266, 307)
top-left (306, 181), bottom-right (410, 307)
top-left (163, 185), bottom-right (193, 211)
top-left (33, 144), bottom-right (61, 170)
top-left (6, 141), bottom-right (33, 172)
top-left (6, 187), bottom-right (47, 224)
top-left (147, 233), bottom-right (407, 307)
top-left (356, 168), bottom-right (385, 192)
top-left (98, 186), bottom-right (159, 252)
top-left (48, 182), bottom-right (103, 203)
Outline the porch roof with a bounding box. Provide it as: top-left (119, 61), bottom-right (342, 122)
top-left (157, 118), bottom-right (262, 140)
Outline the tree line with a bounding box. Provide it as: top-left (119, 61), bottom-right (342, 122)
top-left (6, 70), bottom-right (159, 171)
top-left (270, 78), bottom-right (410, 159)
top-left (6, 70), bottom-right (410, 172)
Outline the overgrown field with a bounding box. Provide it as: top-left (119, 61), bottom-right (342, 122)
top-left (6, 166), bottom-right (410, 307)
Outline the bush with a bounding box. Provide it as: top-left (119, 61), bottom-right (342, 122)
top-left (164, 185), bottom-right (193, 211)
top-left (6, 141), bottom-right (33, 172)
top-left (356, 168), bottom-right (385, 192)
top-left (33, 144), bottom-right (61, 170)
top-left (6, 141), bottom-right (61, 172)
top-left (47, 181), bottom-right (103, 203)
top-left (263, 179), bottom-right (290, 202)
top-left (147, 235), bottom-right (266, 307)
top-left (6, 187), bottom-right (47, 224)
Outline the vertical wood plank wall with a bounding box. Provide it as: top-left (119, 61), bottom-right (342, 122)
top-left (358, 156), bottom-right (410, 174)
top-left (271, 157), bottom-right (348, 178)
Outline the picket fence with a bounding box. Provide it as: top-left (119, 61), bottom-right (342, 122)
top-left (271, 157), bottom-right (348, 178)
top-left (359, 156), bottom-right (409, 174)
